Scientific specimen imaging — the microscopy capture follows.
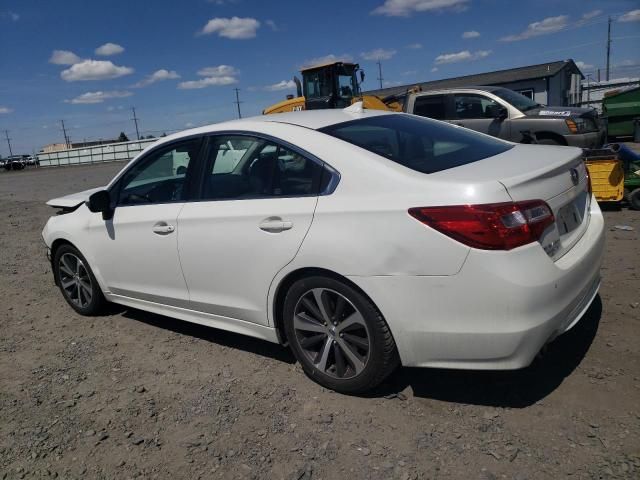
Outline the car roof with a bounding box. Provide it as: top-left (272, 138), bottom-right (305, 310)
top-left (158, 108), bottom-right (396, 144)
top-left (227, 108), bottom-right (395, 130)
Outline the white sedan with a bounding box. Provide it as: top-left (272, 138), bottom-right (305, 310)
top-left (42, 107), bottom-right (604, 393)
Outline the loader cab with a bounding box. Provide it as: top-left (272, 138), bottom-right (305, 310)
top-left (301, 62), bottom-right (362, 110)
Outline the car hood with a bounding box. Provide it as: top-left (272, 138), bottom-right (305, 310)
top-left (523, 106), bottom-right (598, 119)
top-left (46, 187), bottom-right (104, 208)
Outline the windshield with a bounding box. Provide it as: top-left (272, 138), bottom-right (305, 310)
top-left (320, 114), bottom-right (513, 174)
top-left (491, 87), bottom-right (540, 112)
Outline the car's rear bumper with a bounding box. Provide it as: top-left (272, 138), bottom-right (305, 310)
top-left (564, 131), bottom-right (604, 149)
top-left (349, 198), bottom-right (605, 369)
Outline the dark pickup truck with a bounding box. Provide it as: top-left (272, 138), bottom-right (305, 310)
top-left (399, 86), bottom-right (605, 148)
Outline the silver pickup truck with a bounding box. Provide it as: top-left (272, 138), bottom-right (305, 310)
top-left (399, 86), bottom-right (605, 148)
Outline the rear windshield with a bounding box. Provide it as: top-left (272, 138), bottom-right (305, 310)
top-left (319, 114), bottom-right (513, 174)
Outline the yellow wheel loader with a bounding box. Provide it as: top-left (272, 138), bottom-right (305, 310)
top-left (262, 61), bottom-right (403, 114)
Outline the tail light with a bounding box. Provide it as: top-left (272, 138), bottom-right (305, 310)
top-left (409, 200), bottom-right (555, 251)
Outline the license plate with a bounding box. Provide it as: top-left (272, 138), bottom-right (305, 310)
top-left (557, 202), bottom-right (582, 235)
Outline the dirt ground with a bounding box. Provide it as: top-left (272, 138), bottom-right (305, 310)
top-left (1, 162), bottom-right (638, 480)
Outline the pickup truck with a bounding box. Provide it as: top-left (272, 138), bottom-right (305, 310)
top-left (394, 86), bottom-right (605, 148)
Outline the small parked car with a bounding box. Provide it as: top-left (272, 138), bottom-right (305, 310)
top-left (42, 108), bottom-right (604, 393)
top-left (3, 156), bottom-right (26, 171)
top-left (400, 86), bottom-right (605, 148)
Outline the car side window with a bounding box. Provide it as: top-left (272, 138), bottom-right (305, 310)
top-left (201, 136), bottom-right (323, 200)
top-left (413, 95), bottom-right (447, 120)
top-left (117, 138), bottom-right (201, 206)
top-left (453, 94), bottom-right (500, 120)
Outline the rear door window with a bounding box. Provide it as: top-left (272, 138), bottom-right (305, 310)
top-left (413, 95), bottom-right (448, 120)
top-left (319, 114), bottom-right (512, 174)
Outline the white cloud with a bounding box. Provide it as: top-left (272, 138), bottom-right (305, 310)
top-left (501, 15), bottom-right (569, 42)
top-left (0, 106), bottom-right (13, 114)
top-left (361, 48), bottom-right (397, 61)
top-left (200, 17), bottom-right (260, 39)
top-left (431, 67), bottom-right (438, 72)
top-left (301, 54), bottom-right (354, 69)
top-left (265, 80), bottom-right (296, 91)
top-left (178, 77), bottom-right (237, 89)
top-left (462, 30), bottom-right (480, 39)
top-left (178, 64), bottom-right (239, 89)
top-left (265, 19), bottom-right (278, 31)
top-left (66, 90), bottom-right (133, 104)
top-left (406, 43), bottom-right (422, 49)
top-left (95, 42), bottom-right (125, 56)
top-left (575, 61), bottom-right (594, 71)
top-left (619, 9), bottom-right (640, 23)
top-left (197, 65), bottom-right (238, 77)
top-left (434, 49), bottom-right (491, 64)
top-left (372, 0), bottom-right (469, 17)
top-left (401, 70), bottom-right (417, 76)
top-left (49, 50), bottom-right (82, 65)
top-left (185, 122), bottom-right (195, 128)
top-left (60, 60), bottom-right (134, 81)
top-left (7, 11), bottom-right (19, 21)
top-left (133, 69), bottom-right (180, 87)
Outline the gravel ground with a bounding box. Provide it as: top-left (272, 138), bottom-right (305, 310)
top-left (1, 163), bottom-right (639, 480)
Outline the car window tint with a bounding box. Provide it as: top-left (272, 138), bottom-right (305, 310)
top-left (202, 136), bottom-right (323, 200)
top-left (413, 95), bottom-right (447, 120)
top-left (319, 114), bottom-right (512, 174)
top-left (118, 139), bottom-right (200, 206)
top-left (453, 94), bottom-right (500, 119)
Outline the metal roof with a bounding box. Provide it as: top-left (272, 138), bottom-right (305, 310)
top-left (365, 60), bottom-right (583, 98)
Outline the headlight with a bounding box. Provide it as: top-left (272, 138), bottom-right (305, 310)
top-left (565, 118), bottom-right (589, 133)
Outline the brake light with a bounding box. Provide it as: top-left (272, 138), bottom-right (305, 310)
top-left (408, 200), bottom-right (555, 250)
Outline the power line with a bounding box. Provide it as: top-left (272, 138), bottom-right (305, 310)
top-left (131, 107), bottom-right (141, 140)
top-left (606, 16), bottom-right (612, 81)
top-left (60, 120), bottom-right (70, 148)
top-left (233, 88), bottom-right (243, 119)
top-left (376, 61), bottom-right (384, 89)
top-left (4, 130), bottom-right (13, 157)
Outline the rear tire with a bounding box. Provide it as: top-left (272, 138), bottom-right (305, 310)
top-left (53, 244), bottom-right (107, 316)
top-left (629, 188), bottom-right (640, 211)
top-left (283, 276), bottom-right (399, 394)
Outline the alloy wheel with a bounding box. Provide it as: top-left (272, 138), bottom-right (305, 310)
top-left (58, 253), bottom-right (93, 309)
top-left (293, 288), bottom-right (371, 379)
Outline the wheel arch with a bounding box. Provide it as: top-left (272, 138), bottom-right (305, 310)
top-left (272, 267), bottom-right (390, 346)
top-left (50, 238), bottom-right (78, 285)
top-left (533, 131), bottom-right (568, 145)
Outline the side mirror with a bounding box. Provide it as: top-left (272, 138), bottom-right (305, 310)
top-left (495, 106), bottom-right (508, 120)
top-left (87, 190), bottom-right (113, 220)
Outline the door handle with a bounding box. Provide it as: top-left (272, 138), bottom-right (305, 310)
top-left (259, 218), bottom-right (293, 233)
top-left (152, 222), bottom-right (175, 235)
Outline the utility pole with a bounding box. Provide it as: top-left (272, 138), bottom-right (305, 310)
top-left (4, 129), bottom-right (13, 157)
top-left (233, 88), bottom-right (242, 119)
top-left (606, 16), bottom-right (612, 81)
top-left (60, 120), bottom-right (70, 149)
top-left (376, 61), bottom-right (384, 89)
top-left (586, 74), bottom-right (592, 105)
top-left (131, 107), bottom-right (141, 140)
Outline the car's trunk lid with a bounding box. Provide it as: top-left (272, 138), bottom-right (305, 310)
top-left (434, 144), bottom-right (590, 260)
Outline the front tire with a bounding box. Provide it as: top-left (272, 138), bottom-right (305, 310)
top-left (53, 244), bottom-right (107, 315)
top-left (536, 138), bottom-right (564, 146)
top-left (283, 276), bottom-right (399, 394)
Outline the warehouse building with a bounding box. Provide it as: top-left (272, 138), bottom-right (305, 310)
top-left (366, 59), bottom-right (584, 107)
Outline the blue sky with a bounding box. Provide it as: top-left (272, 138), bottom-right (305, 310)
top-left (1, 0), bottom-right (639, 155)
